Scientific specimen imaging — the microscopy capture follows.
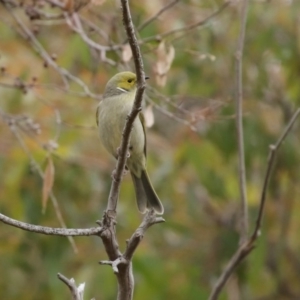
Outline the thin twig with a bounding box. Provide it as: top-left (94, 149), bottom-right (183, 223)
top-left (209, 108), bottom-right (300, 300)
top-left (235, 0), bottom-right (249, 244)
top-left (141, 1), bottom-right (230, 43)
top-left (100, 257), bottom-right (128, 274)
top-left (0, 213), bottom-right (102, 236)
top-left (208, 241), bottom-right (255, 300)
top-left (3, 1), bottom-right (98, 99)
top-left (124, 210), bottom-right (165, 260)
top-left (65, 12), bottom-right (117, 65)
top-left (57, 273), bottom-right (85, 300)
top-left (137, 0), bottom-right (179, 32)
top-left (251, 108), bottom-right (300, 240)
top-left (145, 96), bottom-right (197, 131)
top-left (3, 118), bottom-right (78, 252)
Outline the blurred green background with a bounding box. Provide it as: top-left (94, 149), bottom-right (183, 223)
top-left (1, 0), bottom-right (300, 299)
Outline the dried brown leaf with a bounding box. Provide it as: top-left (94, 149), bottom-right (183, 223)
top-left (144, 104), bottom-right (155, 128)
top-left (122, 43), bottom-right (133, 63)
top-left (64, 0), bottom-right (74, 12)
top-left (153, 41), bottom-right (175, 87)
top-left (42, 156), bottom-right (55, 214)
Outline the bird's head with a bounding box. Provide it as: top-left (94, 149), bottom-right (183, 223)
top-left (104, 72), bottom-right (149, 97)
top-left (104, 72), bottom-right (137, 96)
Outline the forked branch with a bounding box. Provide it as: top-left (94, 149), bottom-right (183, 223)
top-left (58, 273), bottom-right (86, 300)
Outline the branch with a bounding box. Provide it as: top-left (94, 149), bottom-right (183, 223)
top-left (106, 0), bottom-right (146, 213)
top-left (208, 240), bottom-right (255, 300)
top-left (251, 108), bottom-right (300, 240)
top-left (100, 257), bottom-right (128, 274)
top-left (209, 108), bottom-right (300, 300)
top-left (124, 210), bottom-right (165, 260)
top-left (100, 211), bottom-right (165, 273)
top-left (141, 1), bottom-right (230, 43)
top-left (99, 211), bottom-right (164, 300)
top-left (137, 0), bottom-right (179, 32)
top-left (235, 0), bottom-right (249, 244)
top-left (64, 12), bottom-right (117, 65)
top-left (0, 212), bottom-right (102, 236)
top-left (57, 273), bottom-right (85, 300)
top-left (96, 4), bottom-right (164, 299)
top-left (1, 115), bottom-right (78, 252)
top-left (2, 0), bottom-right (99, 99)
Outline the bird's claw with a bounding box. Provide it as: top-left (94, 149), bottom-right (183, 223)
top-left (116, 147), bottom-right (131, 159)
top-left (111, 167), bottom-right (128, 181)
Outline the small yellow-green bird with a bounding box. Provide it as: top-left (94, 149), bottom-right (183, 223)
top-left (96, 71), bottom-right (164, 215)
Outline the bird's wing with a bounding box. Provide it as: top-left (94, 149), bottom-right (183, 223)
top-left (139, 112), bottom-right (147, 157)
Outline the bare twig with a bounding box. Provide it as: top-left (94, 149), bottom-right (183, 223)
top-left (145, 96), bottom-right (198, 131)
top-left (2, 1), bottom-right (99, 99)
top-left (124, 210), bottom-right (165, 260)
top-left (137, 0), bottom-right (179, 32)
top-left (209, 241), bottom-right (255, 300)
top-left (100, 257), bottom-right (128, 274)
top-left (209, 108), bottom-right (300, 300)
top-left (57, 273), bottom-right (85, 300)
top-left (0, 213), bottom-right (102, 236)
top-left (79, 16), bottom-right (111, 42)
top-left (251, 108), bottom-right (300, 240)
top-left (0, 77), bottom-right (101, 99)
top-left (65, 12), bottom-right (117, 65)
top-left (141, 1), bottom-right (230, 43)
top-left (1, 115), bottom-right (78, 252)
top-left (235, 0), bottom-right (249, 244)
top-left (99, 211), bottom-right (164, 300)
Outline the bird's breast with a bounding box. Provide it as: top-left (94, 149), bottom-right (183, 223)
top-left (98, 94), bottom-right (145, 172)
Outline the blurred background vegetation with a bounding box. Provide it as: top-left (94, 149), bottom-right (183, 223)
top-left (1, 0), bottom-right (300, 299)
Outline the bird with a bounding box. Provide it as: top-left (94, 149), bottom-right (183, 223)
top-left (96, 71), bottom-right (164, 215)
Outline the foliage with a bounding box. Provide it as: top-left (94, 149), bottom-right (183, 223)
top-left (0, 0), bottom-right (300, 299)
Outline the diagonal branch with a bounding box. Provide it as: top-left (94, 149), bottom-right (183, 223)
top-left (235, 0), bottom-right (249, 244)
top-left (124, 210), bottom-right (165, 260)
top-left (251, 108), bottom-right (300, 241)
top-left (64, 12), bottom-right (117, 65)
top-left (209, 107), bottom-right (300, 300)
top-left (2, 0), bottom-right (99, 99)
top-left (141, 1), bottom-right (230, 43)
top-left (58, 273), bottom-right (86, 300)
top-left (137, 0), bottom-right (179, 32)
top-left (2, 115), bottom-right (78, 252)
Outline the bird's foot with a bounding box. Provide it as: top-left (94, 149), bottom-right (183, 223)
top-left (111, 166), bottom-right (128, 181)
top-left (123, 167), bottom-right (128, 176)
top-left (116, 146), bottom-right (131, 159)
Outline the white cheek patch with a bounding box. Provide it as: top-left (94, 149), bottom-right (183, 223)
top-left (117, 87), bottom-right (128, 93)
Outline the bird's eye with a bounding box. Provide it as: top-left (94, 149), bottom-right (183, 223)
top-left (127, 79), bottom-right (133, 83)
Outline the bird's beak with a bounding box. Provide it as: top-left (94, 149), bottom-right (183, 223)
top-left (145, 76), bottom-right (150, 80)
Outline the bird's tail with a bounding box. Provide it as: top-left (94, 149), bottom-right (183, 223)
top-left (131, 170), bottom-right (164, 215)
